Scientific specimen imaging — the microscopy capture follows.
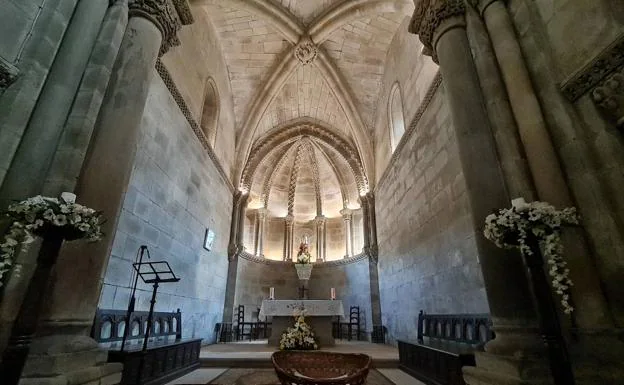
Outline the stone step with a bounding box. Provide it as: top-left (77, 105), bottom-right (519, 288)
top-left (200, 356), bottom-right (399, 369)
top-left (23, 348), bottom-right (108, 377)
top-left (20, 362), bottom-right (122, 385)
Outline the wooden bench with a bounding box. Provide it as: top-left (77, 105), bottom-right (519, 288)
top-left (92, 308), bottom-right (202, 385)
top-left (398, 310), bottom-right (494, 385)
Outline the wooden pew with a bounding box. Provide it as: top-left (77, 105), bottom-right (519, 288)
top-left (398, 310), bottom-right (494, 385)
top-left (92, 308), bottom-right (202, 385)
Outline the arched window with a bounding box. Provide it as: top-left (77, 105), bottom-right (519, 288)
top-left (201, 77), bottom-right (220, 147)
top-left (389, 83), bottom-right (406, 152)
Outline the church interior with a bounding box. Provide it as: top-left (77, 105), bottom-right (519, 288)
top-left (0, 0), bottom-right (623, 384)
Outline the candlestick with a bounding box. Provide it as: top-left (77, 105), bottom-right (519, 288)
top-left (269, 287), bottom-right (275, 300)
top-left (330, 287), bottom-right (336, 300)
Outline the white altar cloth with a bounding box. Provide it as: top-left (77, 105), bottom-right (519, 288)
top-left (259, 300), bottom-right (344, 318)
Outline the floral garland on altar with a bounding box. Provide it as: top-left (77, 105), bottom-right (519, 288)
top-left (279, 312), bottom-right (319, 350)
top-left (0, 195), bottom-right (104, 287)
top-left (483, 198), bottom-right (579, 314)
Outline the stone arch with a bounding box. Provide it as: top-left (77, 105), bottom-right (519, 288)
top-left (200, 77), bottom-right (220, 147)
top-left (309, 0), bottom-right (414, 44)
top-left (389, 82), bottom-right (406, 152)
top-left (241, 119), bottom-right (369, 196)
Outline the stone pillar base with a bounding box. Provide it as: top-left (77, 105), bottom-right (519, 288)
top-left (568, 328), bottom-right (624, 385)
top-left (463, 351), bottom-right (553, 385)
top-left (19, 335), bottom-right (122, 385)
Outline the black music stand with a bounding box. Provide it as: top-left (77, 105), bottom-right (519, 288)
top-left (132, 261), bottom-right (180, 352)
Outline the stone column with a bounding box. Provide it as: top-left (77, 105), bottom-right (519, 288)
top-left (476, 0), bottom-right (612, 330)
top-left (366, 193), bottom-right (378, 258)
top-left (0, 0), bottom-right (108, 205)
top-left (410, 1), bottom-right (548, 384)
top-left (25, 0), bottom-right (192, 382)
top-left (340, 208), bottom-right (353, 259)
top-left (359, 196), bottom-right (371, 256)
top-left (255, 208), bottom-right (266, 257)
top-left (224, 191), bottom-right (247, 323)
top-left (284, 215), bottom-right (294, 261)
top-left (314, 215), bottom-right (326, 262)
top-left (43, 0), bottom-right (130, 195)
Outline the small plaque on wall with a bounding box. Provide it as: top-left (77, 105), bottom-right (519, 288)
top-left (204, 228), bottom-right (215, 251)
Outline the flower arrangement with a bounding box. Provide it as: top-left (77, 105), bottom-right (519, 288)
top-left (483, 198), bottom-right (579, 314)
top-left (296, 242), bottom-right (312, 264)
top-left (279, 313), bottom-right (319, 350)
top-left (0, 195), bottom-right (104, 287)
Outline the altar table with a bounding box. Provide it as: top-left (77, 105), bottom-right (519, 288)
top-left (259, 300), bottom-right (344, 347)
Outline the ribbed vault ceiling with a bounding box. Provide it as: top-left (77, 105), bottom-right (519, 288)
top-left (193, 0), bottom-right (414, 219)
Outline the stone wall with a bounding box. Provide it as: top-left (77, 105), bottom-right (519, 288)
top-left (98, 73), bottom-right (233, 343)
top-left (0, 0), bottom-right (45, 64)
top-left (310, 258), bottom-right (373, 336)
top-left (373, 18), bottom-right (439, 182)
top-left (375, 84), bottom-right (488, 344)
top-left (234, 256), bottom-right (373, 336)
top-left (161, 4), bottom-right (236, 176)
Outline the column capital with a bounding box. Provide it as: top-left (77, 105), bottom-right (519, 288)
top-left (409, 0), bottom-right (466, 61)
top-left (592, 65), bottom-right (624, 129)
top-left (314, 215), bottom-right (326, 225)
top-left (284, 214), bottom-right (294, 225)
top-left (340, 208), bottom-right (353, 220)
top-left (128, 0), bottom-right (193, 56)
top-left (256, 207), bottom-right (267, 218)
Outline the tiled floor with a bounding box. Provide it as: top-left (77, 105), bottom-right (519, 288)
top-left (164, 341), bottom-right (425, 385)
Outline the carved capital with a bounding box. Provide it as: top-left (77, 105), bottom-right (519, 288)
top-left (561, 33), bottom-right (624, 101)
top-left (314, 215), bottom-right (326, 226)
top-left (340, 208), bottom-right (353, 221)
top-left (592, 66), bottom-right (624, 128)
top-left (294, 36), bottom-right (318, 65)
top-left (284, 215), bottom-right (295, 226)
top-left (129, 0), bottom-right (193, 56)
top-left (0, 57), bottom-right (19, 91)
top-left (409, 0), bottom-right (466, 60)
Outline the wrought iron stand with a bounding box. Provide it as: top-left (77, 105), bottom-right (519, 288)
top-left (523, 236), bottom-right (575, 385)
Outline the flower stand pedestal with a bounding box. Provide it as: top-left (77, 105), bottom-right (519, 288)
top-left (295, 264), bottom-right (312, 300)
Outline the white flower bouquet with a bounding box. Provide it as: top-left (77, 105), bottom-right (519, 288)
top-left (0, 195), bottom-right (104, 287)
top-left (279, 314), bottom-right (319, 350)
top-left (484, 198), bottom-right (579, 314)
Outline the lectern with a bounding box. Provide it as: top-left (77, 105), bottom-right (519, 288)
top-left (131, 260), bottom-right (180, 351)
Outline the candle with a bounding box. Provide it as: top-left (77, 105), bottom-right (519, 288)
top-left (330, 288), bottom-right (336, 300)
top-left (269, 287), bottom-right (275, 300)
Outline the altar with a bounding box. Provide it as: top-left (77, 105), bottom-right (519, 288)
top-left (259, 300), bottom-right (344, 347)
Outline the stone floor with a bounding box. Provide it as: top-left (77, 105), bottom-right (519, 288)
top-left (166, 368), bottom-right (423, 385)
top-left (164, 340), bottom-right (425, 385)
top-left (199, 340), bottom-right (400, 367)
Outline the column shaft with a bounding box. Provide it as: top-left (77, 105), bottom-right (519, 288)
top-left (0, 0), bottom-right (108, 205)
top-left (435, 18), bottom-right (536, 329)
top-left (43, 0), bottom-right (130, 195)
top-left (41, 16), bottom-right (163, 329)
top-left (481, 0), bottom-right (612, 328)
